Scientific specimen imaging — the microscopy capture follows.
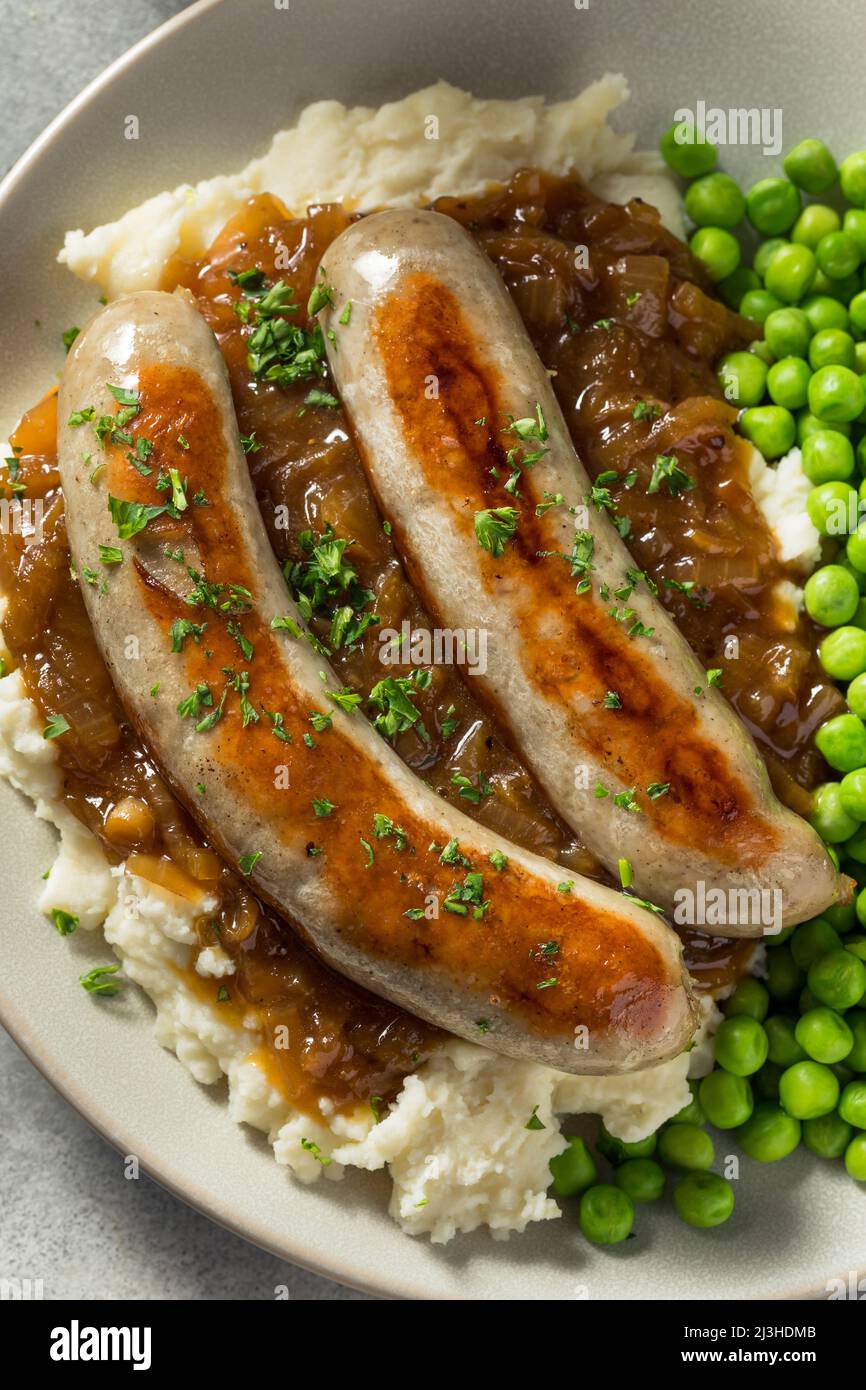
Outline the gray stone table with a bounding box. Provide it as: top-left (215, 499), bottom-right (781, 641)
top-left (0, 0), bottom-right (369, 1302)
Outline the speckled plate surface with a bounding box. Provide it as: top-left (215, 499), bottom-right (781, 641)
top-left (1, 0), bottom-right (865, 1300)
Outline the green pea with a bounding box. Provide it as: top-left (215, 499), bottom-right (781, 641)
top-left (699, 1070), bottom-right (753, 1128)
top-left (716, 351), bottom-right (768, 407)
top-left (753, 237), bottom-right (788, 278)
top-left (685, 173), bottom-right (745, 229)
top-left (778, 1059), bottom-right (840, 1119)
top-left (766, 944), bottom-right (804, 1001)
top-left (839, 1079), bottom-right (866, 1128)
top-left (748, 337), bottom-right (775, 366)
top-left (765, 924), bottom-right (795, 948)
top-left (657, 1122), bottom-right (714, 1171)
top-left (718, 266), bottom-right (760, 311)
top-left (804, 565), bottom-right (859, 627)
top-left (844, 826), bottom-right (866, 864)
top-left (807, 481), bottom-right (856, 537)
top-left (764, 243), bottom-right (816, 303)
top-left (549, 1135), bottom-right (598, 1197)
top-left (839, 152), bottom-right (866, 208)
top-left (790, 203), bottom-right (841, 248)
top-left (840, 767), bottom-right (866, 822)
top-left (578, 1183), bottom-right (634, 1244)
top-left (736, 1101), bottom-right (801, 1162)
top-left (668, 1078), bottom-right (705, 1125)
top-left (765, 1015), bottom-right (807, 1068)
top-left (740, 288), bottom-right (784, 324)
top-left (816, 231), bottom-right (862, 281)
top-left (690, 226), bottom-right (740, 282)
top-left (614, 1157), bottom-right (665, 1203)
top-left (825, 900), bottom-right (857, 934)
top-left (660, 121), bottom-right (717, 178)
top-left (858, 887), bottom-right (866, 930)
top-left (844, 1009), bottom-right (866, 1070)
top-left (764, 306), bottom-right (811, 359)
top-left (844, 210), bottom-right (866, 259)
top-left (849, 673), bottom-right (866, 721)
top-left (847, 522), bottom-right (866, 576)
top-left (819, 627), bottom-right (866, 681)
top-left (784, 139), bottom-right (838, 196)
top-left (803, 432), bottom-right (855, 488)
top-left (815, 712), bottom-right (866, 773)
top-left (597, 1120), bottom-right (656, 1165)
top-left (795, 1007), bottom-right (854, 1063)
top-left (808, 947), bottom-right (866, 1010)
top-left (766, 356), bottom-right (811, 410)
top-left (809, 365), bottom-right (866, 424)
top-left (746, 178), bottom-right (800, 236)
top-left (810, 781), bottom-right (861, 842)
top-left (844, 1132), bottom-right (866, 1178)
top-left (725, 977), bottom-right (769, 1022)
top-left (802, 295), bottom-right (850, 334)
top-left (812, 268), bottom-right (862, 304)
top-left (847, 936), bottom-right (866, 961)
top-left (791, 918), bottom-right (843, 969)
top-left (739, 405), bottom-right (795, 460)
top-left (802, 1111), bottom-right (853, 1158)
top-left (809, 329), bottom-right (857, 372)
top-left (713, 1016), bottom-right (769, 1076)
top-left (798, 410), bottom-right (852, 445)
top-left (754, 1061), bottom-right (783, 1100)
top-left (673, 1171), bottom-right (735, 1228)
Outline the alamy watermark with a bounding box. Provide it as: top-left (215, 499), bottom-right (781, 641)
top-left (672, 881), bottom-right (783, 935)
top-left (378, 620), bottom-right (488, 675)
top-left (673, 102), bottom-right (783, 157)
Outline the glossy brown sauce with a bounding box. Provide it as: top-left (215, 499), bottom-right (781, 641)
top-left (4, 170), bottom-right (831, 1112)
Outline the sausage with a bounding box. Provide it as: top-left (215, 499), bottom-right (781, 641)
top-left (317, 209), bottom-right (841, 935)
top-left (56, 288), bottom-right (698, 1075)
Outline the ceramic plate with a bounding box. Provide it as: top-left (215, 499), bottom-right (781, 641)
top-left (2, 0), bottom-right (864, 1299)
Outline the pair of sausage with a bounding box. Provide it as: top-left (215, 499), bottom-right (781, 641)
top-left (57, 289), bottom-right (699, 1075)
top-left (318, 209), bottom-right (842, 935)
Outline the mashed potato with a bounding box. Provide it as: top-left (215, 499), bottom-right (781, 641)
top-left (3, 77), bottom-right (735, 1243)
top-left (59, 76), bottom-right (685, 299)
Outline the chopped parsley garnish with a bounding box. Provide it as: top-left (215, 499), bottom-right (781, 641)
top-left (68, 406), bottom-right (95, 427)
top-left (647, 453), bottom-right (695, 498)
top-left (80, 964), bottom-right (121, 996)
top-left (372, 813), bottom-right (408, 850)
top-left (304, 388), bottom-right (339, 408)
top-left (443, 872), bottom-right (489, 920)
top-left (489, 849), bottom-right (508, 872)
top-left (227, 621), bottom-right (253, 661)
top-left (647, 781), bottom-right (671, 800)
top-left (632, 399), bottom-right (662, 422)
top-left (618, 857), bottom-right (634, 889)
top-left (474, 506), bottom-right (519, 557)
top-left (107, 496), bottom-right (167, 540)
top-left (170, 618), bottom-right (207, 652)
top-left (62, 326), bottom-right (80, 353)
top-left (451, 771), bottom-right (492, 804)
top-left (106, 383), bottom-right (140, 408)
top-left (42, 715), bottom-right (70, 740)
top-left (525, 1105), bottom-right (546, 1131)
top-left (300, 1137), bottom-right (331, 1166)
top-left (706, 668), bottom-right (724, 687)
top-left (368, 674), bottom-right (426, 740)
top-left (51, 908), bottom-right (79, 936)
top-left (312, 798), bottom-right (336, 818)
top-left (602, 690), bottom-right (622, 709)
top-left (613, 787), bottom-right (641, 813)
top-left (238, 851), bottom-right (262, 876)
top-left (98, 544), bottom-right (123, 566)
